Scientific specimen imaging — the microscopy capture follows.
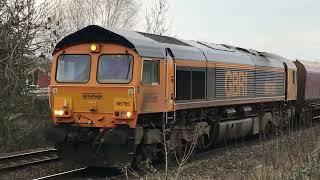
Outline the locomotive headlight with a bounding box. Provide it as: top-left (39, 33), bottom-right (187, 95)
top-left (54, 110), bottom-right (64, 116)
top-left (116, 111), bottom-right (133, 119)
top-left (90, 44), bottom-right (100, 53)
top-left (126, 112), bottom-right (132, 118)
top-left (90, 44), bottom-right (97, 51)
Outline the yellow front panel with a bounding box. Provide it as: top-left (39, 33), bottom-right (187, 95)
top-left (54, 96), bottom-right (73, 109)
top-left (52, 86), bottom-right (134, 113)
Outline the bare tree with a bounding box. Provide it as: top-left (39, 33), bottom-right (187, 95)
top-left (0, 0), bottom-right (57, 149)
top-left (56, 0), bottom-right (140, 33)
top-left (173, 127), bottom-right (200, 180)
top-left (32, 0), bottom-right (62, 58)
top-left (145, 0), bottom-right (171, 35)
top-left (97, 0), bottom-right (140, 29)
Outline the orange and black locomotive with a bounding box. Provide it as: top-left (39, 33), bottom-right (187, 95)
top-left (48, 25), bottom-right (320, 167)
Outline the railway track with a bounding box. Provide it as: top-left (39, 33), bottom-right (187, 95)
top-left (0, 149), bottom-right (59, 171)
top-left (33, 167), bottom-right (124, 180)
top-left (33, 167), bottom-right (87, 180)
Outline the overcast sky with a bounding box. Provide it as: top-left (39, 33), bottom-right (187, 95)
top-left (150, 0), bottom-right (320, 61)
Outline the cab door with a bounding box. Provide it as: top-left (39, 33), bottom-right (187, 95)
top-left (140, 58), bottom-right (167, 113)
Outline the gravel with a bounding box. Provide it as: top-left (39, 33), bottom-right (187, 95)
top-left (0, 161), bottom-right (78, 180)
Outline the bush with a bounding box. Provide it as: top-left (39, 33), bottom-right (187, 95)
top-left (0, 98), bottom-right (52, 153)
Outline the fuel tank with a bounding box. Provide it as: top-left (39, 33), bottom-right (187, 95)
top-left (214, 117), bottom-right (259, 143)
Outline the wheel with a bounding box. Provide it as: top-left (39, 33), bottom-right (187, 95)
top-left (197, 125), bottom-right (216, 152)
top-left (262, 121), bottom-right (276, 139)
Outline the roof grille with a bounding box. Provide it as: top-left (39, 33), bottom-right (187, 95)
top-left (197, 41), bottom-right (234, 52)
top-left (137, 32), bottom-right (191, 47)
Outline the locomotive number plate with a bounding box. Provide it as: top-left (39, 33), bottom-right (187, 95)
top-left (113, 98), bottom-right (133, 111)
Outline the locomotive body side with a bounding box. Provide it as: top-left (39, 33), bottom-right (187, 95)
top-left (174, 42), bottom-right (289, 110)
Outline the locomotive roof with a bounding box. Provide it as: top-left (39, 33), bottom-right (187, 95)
top-left (220, 45), bottom-right (286, 69)
top-left (54, 25), bottom-right (166, 58)
top-left (92, 26), bottom-right (206, 61)
top-left (54, 25), bottom-right (289, 68)
top-left (181, 40), bottom-right (254, 66)
top-left (260, 52), bottom-right (296, 70)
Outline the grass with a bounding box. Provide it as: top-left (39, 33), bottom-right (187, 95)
top-left (248, 124), bottom-right (320, 180)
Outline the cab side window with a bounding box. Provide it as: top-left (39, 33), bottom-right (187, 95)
top-left (142, 60), bottom-right (159, 85)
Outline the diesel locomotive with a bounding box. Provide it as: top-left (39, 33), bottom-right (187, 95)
top-left (48, 25), bottom-right (320, 167)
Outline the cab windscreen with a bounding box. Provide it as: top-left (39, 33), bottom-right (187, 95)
top-left (97, 55), bottom-right (133, 83)
top-left (56, 55), bottom-right (91, 83)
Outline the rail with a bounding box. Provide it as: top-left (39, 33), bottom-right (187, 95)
top-left (33, 167), bottom-right (87, 180)
top-left (0, 148), bottom-right (59, 171)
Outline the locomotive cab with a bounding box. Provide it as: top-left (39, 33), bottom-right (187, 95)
top-left (50, 43), bottom-right (141, 165)
top-left (49, 25), bottom-right (175, 166)
top-left (51, 44), bottom-right (175, 128)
